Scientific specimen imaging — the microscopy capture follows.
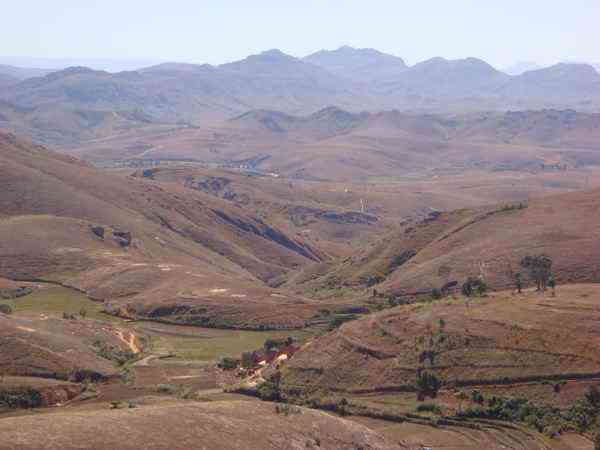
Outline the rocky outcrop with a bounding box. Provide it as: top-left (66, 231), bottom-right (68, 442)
top-left (0, 286), bottom-right (32, 300)
top-left (212, 209), bottom-right (320, 262)
top-left (112, 230), bottom-right (132, 247)
top-left (288, 206), bottom-right (378, 226)
top-left (90, 225), bottom-right (105, 239)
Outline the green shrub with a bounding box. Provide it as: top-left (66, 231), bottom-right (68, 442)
top-left (218, 357), bottom-right (239, 370)
top-left (365, 275), bottom-right (385, 287)
top-left (275, 403), bottom-right (301, 416)
top-left (461, 277), bottom-right (488, 297)
top-left (257, 373), bottom-right (281, 401)
top-left (0, 304), bottom-right (12, 315)
top-left (471, 390), bottom-right (484, 404)
top-left (241, 352), bottom-right (254, 369)
top-left (93, 340), bottom-right (135, 365)
top-left (416, 403), bottom-right (442, 414)
top-left (156, 384), bottom-right (179, 395)
top-left (416, 371), bottom-right (441, 400)
top-left (327, 314), bottom-right (358, 331)
top-left (0, 388), bottom-right (42, 409)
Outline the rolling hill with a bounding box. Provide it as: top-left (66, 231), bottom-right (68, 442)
top-left (68, 107), bottom-right (600, 183)
top-left (0, 313), bottom-right (137, 381)
top-left (281, 284), bottom-right (600, 394)
top-left (0, 401), bottom-right (401, 450)
top-left (285, 186), bottom-right (600, 298)
top-left (0, 132), bottom-right (337, 329)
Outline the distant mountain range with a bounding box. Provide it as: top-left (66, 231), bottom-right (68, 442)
top-left (1, 47), bottom-right (600, 146)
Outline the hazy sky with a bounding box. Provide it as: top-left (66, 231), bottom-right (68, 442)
top-left (2, 0), bottom-right (599, 69)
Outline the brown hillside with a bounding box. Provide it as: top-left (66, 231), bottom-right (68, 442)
top-left (282, 284), bottom-right (600, 394)
top-left (0, 133), bottom-right (329, 329)
top-left (292, 188), bottom-right (600, 295)
top-left (0, 313), bottom-right (135, 381)
top-left (69, 109), bottom-right (600, 182)
top-left (0, 401), bottom-right (401, 450)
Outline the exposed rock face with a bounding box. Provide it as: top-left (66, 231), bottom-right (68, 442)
top-left (212, 209), bottom-right (321, 262)
top-left (0, 286), bottom-right (32, 300)
top-left (90, 225), bottom-right (105, 239)
top-left (288, 206), bottom-right (378, 226)
top-left (112, 230), bottom-right (132, 247)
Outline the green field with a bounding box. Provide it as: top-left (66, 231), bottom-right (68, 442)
top-left (0, 285), bottom-right (122, 323)
top-left (1, 285), bottom-right (313, 363)
top-left (139, 323), bottom-right (311, 361)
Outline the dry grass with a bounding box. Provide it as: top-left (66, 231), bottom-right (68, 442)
top-left (284, 284), bottom-right (600, 394)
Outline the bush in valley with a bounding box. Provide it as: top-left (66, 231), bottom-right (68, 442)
top-left (461, 277), bottom-right (488, 297)
top-left (218, 357), bottom-right (239, 370)
top-left (327, 314), bottom-right (358, 331)
top-left (264, 337), bottom-right (294, 352)
top-left (470, 390), bottom-right (484, 404)
top-left (275, 403), bottom-right (302, 416)
top-left (93, 340), bottom-right (135, 365)
top-left (241, 352), bottom-right (254, 369)
top-left (110, 400), bottom-right (137, 409)
top-left (0, 304), bottom-right (12, 315)
top-left (515, 272), bottom-right (524, 293)
top-left (416, 371), bottom-right (442, 400)
top-left (156, 384), bottom-right (179, 395)
top-left (0, 387), bottom-right (42, 409)
top-left (585, 385), bottom-right (600, 408)
top-left (594, 431), bottom-right (600, 450)
top-left (431, 288), bottom-right (442, 300)
top-left (388, 250), bottom-right (417, 273)
top-left (257, 373), bottom-right (281, 401)
top-left (416, 403), bottom-right (442, 414)
top-left (501, 202), bottom-right (527, 212)
top-left (365, 274), bottom-right (385, 287)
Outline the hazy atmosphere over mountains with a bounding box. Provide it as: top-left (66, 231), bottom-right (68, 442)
top-left (2, 2), bottom-right (600, 450)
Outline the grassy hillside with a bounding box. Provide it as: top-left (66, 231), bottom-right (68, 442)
top-left (282, 284), bottom-right (600, 394)
top-left (288, 187), bottom-right (600, 296)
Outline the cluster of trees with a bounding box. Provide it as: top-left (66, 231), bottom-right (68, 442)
top-left (516, 255), bottom-right (556, 295)
top-left (461, 277), bottom-right (488, 297)
top-left (458, 386), bottom-right (600, 439)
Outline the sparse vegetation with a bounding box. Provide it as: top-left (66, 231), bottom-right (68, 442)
top-left (274, 403), bottom-right (302, 416)
top-left (458, 386), bottom-right (600, 437)
top-left (257, 373), bottom-right (281, 401)
top-left (470, 389), bottom-right (484, 404)
top-left (415, 403), bottom-right (442, 414)
top-left (218, 357), bottom-right (239, 370)
top-left (327, 314), bottom-right (358, 331)
top-left (93, 340), bottom-right (135, 365)
top-left (461, 277), bottom-right (488, 297)
top-left (0, 387), bottom-right (42, 409)
top-left (515, 272), bottom-right (523, 294)
top-left (415, 371), bottom-right (441, 401)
